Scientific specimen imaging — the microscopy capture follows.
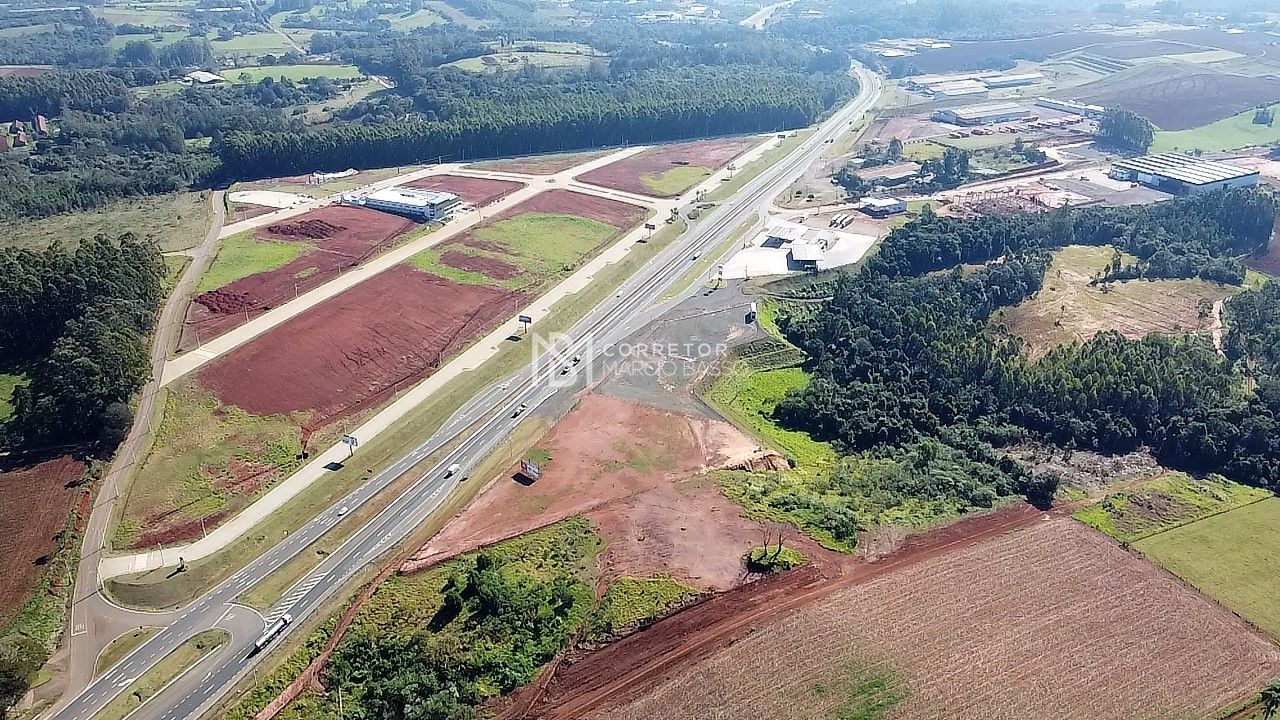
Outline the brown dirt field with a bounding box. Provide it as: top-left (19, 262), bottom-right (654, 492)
top-left (231, 203), bottom-right (277, 223)
top-left (467, 150), bottom-right (614, 175)
top-left (405, 174), bottom-right (524, 207)
top-left (1063, 64), bottom-right (1280, 130)
top-left (542, 517), bottom-right (1280, 720)
top-left (486, 188), bottom-right (647, 229)
top-left (197, 265), bottom-right (527, 431)
top-left (0, 66), bottom-right (53, 78)
top-left (439, 250), bottom-right (522, 280)
top-left (181, 205), bottom-right (419, 350)
top-left (0, 456), bottom-right (84, 625)
top-left (576, 138), bottom-right (759, 198)
top-left (402, 393), bottom-right (771, 592)
top-left (1245, 218), bottom-right (1280, 276)
top-left (997, 245), bottom-right (1237, 360)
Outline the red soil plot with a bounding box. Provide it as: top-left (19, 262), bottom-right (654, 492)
top-left (438, 250), bottom-right (522, 280)
top-left (0, 456), bottom-right (85, 625)
top-left (487, 188), bottom-right (647, 228)
top-left (576, 137), bottom-right (760, 197)
top-left (405, 174), bottom-right (525, 207)
top-left (402, 393), bottom-right (769, 592)
top-left (468, 150), bottom-right (614, 175)
top-left (181, 205), bottom-right (419, 350)
top-left (586, 518), bottom-right (1280, 720)
top-left (198, 265), bottom-right (527, 432)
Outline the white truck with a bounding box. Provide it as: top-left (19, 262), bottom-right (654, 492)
top-left (445, 462), bottom-right (461, 478)
top-left (254, 614), bottom-right (292, 652)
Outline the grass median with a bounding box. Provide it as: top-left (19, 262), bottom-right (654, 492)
top-left (95, 627), bottom-right (160, 677)
top-left (93, 629), bottom-right (228, 720)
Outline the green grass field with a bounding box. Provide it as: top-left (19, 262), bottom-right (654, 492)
top-left (706, 364), bottom-right (835, 470)
top-left (1151, 102), bottom-right (1280, 153)
top-left (640, 166), bottom-right (713, 196)
top-left (587, 576), bottom-right (700, 641)
top-left (111, 380), bottom-right (308, 551)
top-left (196, 233), bottom-right (310, 293)
top-left (211, 32), bottom-right (296, 56)
top-left (408, 213), bottom-right (620, 289)
top-left (1135, 498), bottom-right (1280, 640)
top-left (91, 6), bottom-right (190, 26)
top-left (228, 64), bottom-right (363, 84)
top-left (0, 373), bottom-right (25, 422)
top-left (386, 8), bottom-right (444, 28)
top-left (0, 191), bottom-right (212, 253)
top-left (1073, 473), bottom-right (1269, 544)
top-left (902, 141), bottom-right (944, 162)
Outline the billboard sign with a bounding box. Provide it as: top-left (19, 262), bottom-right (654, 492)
top-left (519, 459), bottom-right (542, 480)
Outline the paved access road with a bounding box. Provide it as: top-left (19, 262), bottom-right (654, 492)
top-left (49, 66), bottom-right (881, 720)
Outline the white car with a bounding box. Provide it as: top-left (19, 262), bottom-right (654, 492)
top-left (512, 403), bottom-right (527, 418)
top-left (336, 506), bottom-right (349, 517)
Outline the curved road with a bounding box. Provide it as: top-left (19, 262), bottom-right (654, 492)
top-left (50, 67), bottom-right (881, 720)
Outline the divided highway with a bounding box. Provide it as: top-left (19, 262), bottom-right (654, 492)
top-left (51, 65), bottom-right (881, 720)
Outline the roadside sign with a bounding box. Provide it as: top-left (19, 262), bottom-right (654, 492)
top-left (644, 223), bottom-right (656, 231)
top-left (519, 460), bottom-right (542, 480)
top-left (518, 315), bottom-right (533, 325)
top-left (341, 434), bottom-right (358, 448)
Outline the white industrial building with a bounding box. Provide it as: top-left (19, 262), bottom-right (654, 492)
top-left (984, 72), bottom-right (1045, 88)
top-left (932, 101), bottom-right (1032, 126)
top-left (930, 79), bottom-right (989, 99)
top-left (719, 221), bottom-right (877, 279)
top-left (1109, 153), bottom-right (1259, 195)
top-left (1034, 96), bottom-right (1105, 119)
top-left (860, 197), bottom-right (907, 217)
top-left (344, 187), bottom-right (461, 220)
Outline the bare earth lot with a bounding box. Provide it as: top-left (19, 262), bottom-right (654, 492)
top-left (1061, 64), bottom-right (1280, 130)
top-left (467, 149), bottom-right (614, 175)
top-left (0, 456), bottom-right (84, 624)
top-left (576, 137), bottom-right (759, 197)
top-left (404, 174), bottom-right (525, 207)
top-left (198, 265), bottom-right (527, 433)
top-left (404, 393), bottom-right (770, 592)
top-left (590, 518), bottom-right (1280, 720)
top-left (182, 205), bottom-right (419, 349)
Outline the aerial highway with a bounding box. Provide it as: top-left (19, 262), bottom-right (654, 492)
top-left (50, 65), bottom-right (881, 720)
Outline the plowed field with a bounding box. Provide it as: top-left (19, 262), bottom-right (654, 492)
top-left (182, 205), bottom-right (418, 349)
top-left (405, 174), bottom-right (525, 207)
top-left (1063, 64), bottom-right (1280, 130)
top-left (198, 264), bottom-right (527, 430)
top-left (577, 138), bottom-right (758, 197)
top-left (582, 518), bottom-right (1280, 720)
top-left (0, 456), bottom-right (84, 624)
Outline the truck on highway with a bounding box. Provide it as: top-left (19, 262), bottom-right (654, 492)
top-left (445, 462), bottom-right (461, 478)
top-left (253, 614), bottom-right (292, 652)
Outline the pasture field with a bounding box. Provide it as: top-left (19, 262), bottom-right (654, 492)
top-left (0, 191), bottom-right (212, 252)
top-left (90, 6), bottom-right (190, 25)
top-left (1060, 63), bottom-right (1280, 130)
top-left (996, 245), bottom-right (1237, 360)
top-left (577, 137), bottom-right (760, 197)
top-left (386, 7), bottom-right (444, 29)
top-left (228, 64), bottom-right (364, 84)
top-left (1136, 498), bottom-right (1280, 641)
top-left (1151, 102), bottom-right (1280, 153)
top-left (406, 189), bottom-right (646, 291)
top-left (1073, 473), bottom-right (1268, 544)
top-left (597, 518), bottom-right (1280, 720)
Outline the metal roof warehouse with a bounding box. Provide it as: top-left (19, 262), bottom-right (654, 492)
top-left (1109, 153), bottom-right (1259, 194)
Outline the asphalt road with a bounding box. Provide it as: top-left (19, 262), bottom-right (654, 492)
top-left (50, 66), bottom-right (881, 720)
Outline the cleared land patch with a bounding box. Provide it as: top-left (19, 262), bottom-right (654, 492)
top-left (1073, 472), bottom-right (1268, 544)
top-left (228, 64), bottom-right (363, 84)
top-left (577, 137), bottom-right (759, 197)
top-left (1136, 498), bottom-right (1280, 641)
top-left (0, 191), bottom-right (211, 252)
top-left (403, 173), bottom-right (524, 206)
top-left (0, 457), bottom-right (84, 624)
top-left (595, 518), bottom-right (1280, 720)
top-left (182, 205), bottom-right (418, 349)
top-left (996, 244), bottom-right (1236, 360)
top-left (403, 392), bottom-right (767, 593)
top-left (467, 149), bottom-right (613, 175)
top-left (1060, 63), bottom-right (1280, 130)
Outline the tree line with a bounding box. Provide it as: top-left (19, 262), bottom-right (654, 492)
top-left (774, 189), bottom-right (1280, 505)
top-left (0, 235), bottom-right (163, 450)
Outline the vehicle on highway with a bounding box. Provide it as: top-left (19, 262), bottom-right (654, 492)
top-left (512, 403), bottom-right (527, 418)
top-left (690, 251), bottom-right (701, 260)
top-left (253, 614), bottom-right (292, 653)
top-left (560, 364), bottom-right (571, 375)
top-left (444, 462), bottom-right (461, 477)
top-left (336, 506), bottom-right (349, 517)
top-left (572, 354), bottom-right (582, 364)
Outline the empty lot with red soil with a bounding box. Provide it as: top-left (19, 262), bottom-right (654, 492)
top-left (468, 149), bottom-right (614, 175)
top-left (198, 265), bottom-right (526, 431)
top-left (576, 138), bottom-right (759, 197)
top-left (486, 188), bottom-right (646, 228)
top-left (405, 174), bottom-right (524, 207)
top-left (0, 456), bottom-right (84, 624)
top-left (181, 205), bottom-right (418, 349)
top-left (569, 518), bottom-right (1280, 720)
top-left (403, 393), bottom-right (772, 592)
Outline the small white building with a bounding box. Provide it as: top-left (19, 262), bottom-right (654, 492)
top-left (345, 187), bottom-right (461, 220)
top-left (184, 70), bottom-right (226, 86)
top-left (860, 197), bottom-right (906, 217)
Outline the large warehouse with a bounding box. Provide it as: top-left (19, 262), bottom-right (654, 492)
top-left (1109, 153), bottom-right (1259, 195)
top-left (931, 101), bottom-right (1032, 126)
top-left (345, 187), bottom-right (462, 220)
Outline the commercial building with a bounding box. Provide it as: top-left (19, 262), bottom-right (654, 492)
top-left (860, 197), bottom-right (907, 217)
top-left (184, 70), bottom-right (226, 86)
top-left (930, 79), bottom-right (988, 99)
top-left (931, 102), bottom-right (1031, 126)
top-left (347, 187), bottom-right (462, 220)
top-left (1108, 153), bottom-right (1259, 195)
top-left (984, 72), bottom-right (1045, 88)
top-left (858, 161), bottom-right (921, 187)
top-left (1034, 97), bottom-right (1105, 119)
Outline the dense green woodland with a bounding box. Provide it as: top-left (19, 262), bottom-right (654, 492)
top-left (0, 18), bottom-right (854, 218)
top-left (774, 189), bottom-right (1280, 512)
top-left (0, 236), bottom-right (163, 450)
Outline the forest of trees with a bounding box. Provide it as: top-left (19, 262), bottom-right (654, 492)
top-left (0, 235), bottom-right (164, 450)
top-left (775, 188), bottom-right (1280, 500)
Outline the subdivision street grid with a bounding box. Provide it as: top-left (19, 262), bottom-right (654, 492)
top-left (52, 66), bottom-right (880, 720)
